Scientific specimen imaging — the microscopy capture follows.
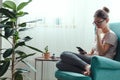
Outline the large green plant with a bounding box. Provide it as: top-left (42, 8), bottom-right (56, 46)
top-left (0, 0), bottom-right (43, 80)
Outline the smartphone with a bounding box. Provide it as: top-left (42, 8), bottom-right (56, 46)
top-left (76, 47), bottom-right (84, 51)
top-left (76, 47), bottom-right (87, 54)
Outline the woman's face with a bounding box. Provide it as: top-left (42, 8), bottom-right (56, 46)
top-left (93, 17), bottom-right (106, 28)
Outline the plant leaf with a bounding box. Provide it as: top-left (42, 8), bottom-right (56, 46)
top-left (5, 21), bottom-right (14, 28)
top-left (0, 60), bottom-right (10, 77)
top-left (0, 77), bottom-right (7, 80)
top-left (15, 50), bottom-right (35, 60)
top-left (22, 60), bottom-right (36, 72)
top-left (0, 24), bottom-right (8, 28)
top-left (0, 8), bottom-right (16, 19)
top-left (3, 48), bottom-right (13, 58)
top-left (19, 28), bottom-right (30, 32)
top-left (3, 1), bottom-right (16, 11)
top-left (18, 22), bottom-right (26, 27)
top-left (16, 51), bottom-right (35, 61)
top-left (44, 46), bottom-right (48, 53)
top-left (25, 45), bottom-right (44, 53)
top-left (16, 68), bottom-right (30, 73)
top-left (17, 11), bottom-right (28, 17)
top-left (0, 18), bottom-right (9, 24)
top-left (14, 72), bottom-right (23, 80)
top-left (15, 42), bottom-right (25, 48)
top-left (17, 0), bottom-right (32, 11)
top-left (4, 27), bottom-right (15, 38)
top-left (18, 53), bottom-right (35, 62)
top-left (23, 36), bottom-right (32, 41)
top-left (15, 50), bottom-right (26, 56)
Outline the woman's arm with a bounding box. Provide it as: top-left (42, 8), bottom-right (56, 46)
top-left (96, 28), bottom-right (111, 56)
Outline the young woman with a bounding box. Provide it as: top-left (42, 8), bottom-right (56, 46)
top-left (56, 7), bottom-right (118, 76)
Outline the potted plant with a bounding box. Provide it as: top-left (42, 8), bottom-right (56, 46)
top-left (42, 46), bottom-right (50, 59)
top-left (0, 0), bottom-right (43, 80)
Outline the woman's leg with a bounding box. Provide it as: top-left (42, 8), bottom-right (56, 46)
top-left (74, 53), bottom-right (92, 64)
top-left (60, 51), bottom-right (92, 70)
top-left (56, 60), bottom-right (84, 74)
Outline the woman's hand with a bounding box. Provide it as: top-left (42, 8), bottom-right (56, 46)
top-left (96, 28), bottom-right (102, 36)
top-left (78, 50), bottom-right (87, 55)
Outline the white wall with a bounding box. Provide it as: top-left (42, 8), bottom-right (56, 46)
top-left (17, 0), bottom-right (96, 57)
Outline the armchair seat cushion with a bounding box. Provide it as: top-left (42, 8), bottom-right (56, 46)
top-left (55, 70), bottom-right (92, 80)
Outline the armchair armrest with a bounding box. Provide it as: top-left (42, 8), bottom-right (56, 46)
top-left (91, 55), bottom-right (120, 69)
top-left (90, 56), bottom-right (120, 80)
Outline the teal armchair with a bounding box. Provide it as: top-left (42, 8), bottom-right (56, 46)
top-left (55, 22), bottom-right (120, 80)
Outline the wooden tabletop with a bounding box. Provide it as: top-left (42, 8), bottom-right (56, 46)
top-left (35, 57), bottom-right (60, 61)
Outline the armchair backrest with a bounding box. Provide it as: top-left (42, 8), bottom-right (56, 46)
top-left (109, 22), bottom-right (120, 61)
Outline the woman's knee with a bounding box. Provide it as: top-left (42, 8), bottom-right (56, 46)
top-left (60, 51), bottom-right (71, 59)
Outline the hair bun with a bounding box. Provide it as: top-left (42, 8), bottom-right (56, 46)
top-left (103, 7), bottom-right (110, 13)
